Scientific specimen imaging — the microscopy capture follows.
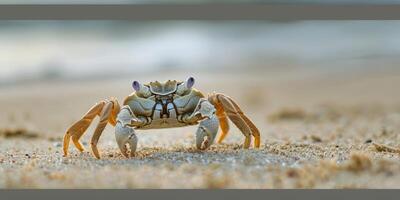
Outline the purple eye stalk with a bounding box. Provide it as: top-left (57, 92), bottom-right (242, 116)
top-left (173, 77), bottom-right (195, 95)
top-left (132, 81), bottom-right (141, 91)
top-left (132, 80), bottom-right (151, 97)
top-left (186, 77), bottom-right (195, 89)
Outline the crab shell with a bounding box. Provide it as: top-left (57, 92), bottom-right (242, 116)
top-left (123, 78), bottom-right (207, 130)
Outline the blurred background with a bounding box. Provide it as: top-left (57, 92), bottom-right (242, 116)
top-left (1, 20), bottom-right (400, 85)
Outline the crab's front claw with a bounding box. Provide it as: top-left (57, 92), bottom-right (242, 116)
top-left (115, 123), bottom-right (138, 158)
top-left (114, 105), bottom-right (142, 158)
top-left (196, 115), bottom-right (219, 150)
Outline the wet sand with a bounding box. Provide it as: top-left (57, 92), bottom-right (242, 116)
top-left (0, 69), bottom-right (399, 188)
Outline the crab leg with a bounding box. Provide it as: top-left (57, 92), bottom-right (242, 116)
top-left (90, 101), bottom-right (114, 159)
top-left (227, 95), bottom-right (261, 148)
top-left (209, 93), bottom-right (260, 148)
top-left (63, 101), bottom-right (105, 156)
top-left (63, 98), bottom-right (120, 158)
top-left (214, 102), bottom-right (230, 144)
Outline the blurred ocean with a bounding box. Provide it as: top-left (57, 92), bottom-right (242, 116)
top-left (1, 21), bottom-right (400, 84)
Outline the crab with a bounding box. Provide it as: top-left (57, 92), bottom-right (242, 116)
top-left (63, 77), bottom-right (260, 159)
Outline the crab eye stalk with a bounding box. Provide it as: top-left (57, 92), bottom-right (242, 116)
top-left (176, 77), bottom-right (195, 95)
top-left (132, 80), bottom-right (151, 97)
top-left (132, 81), bottom-right (141, 91)
top-left (186, 77), bottom-right (195, 89)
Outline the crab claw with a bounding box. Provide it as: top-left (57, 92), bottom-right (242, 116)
top-left (115, 123), bottom-right (138, 158)
top-left (195, 115), bottom-right (219, 150)
top-left (196, 128), bottom-right (212, 150)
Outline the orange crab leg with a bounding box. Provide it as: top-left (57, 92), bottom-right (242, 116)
top-left (63, 98), bottom-right (120, 158)
top-left (209, 93), bottom-right (260, 148)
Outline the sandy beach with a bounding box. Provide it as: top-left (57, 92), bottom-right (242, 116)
top-left (0, 68), bottom-right (399, 188)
